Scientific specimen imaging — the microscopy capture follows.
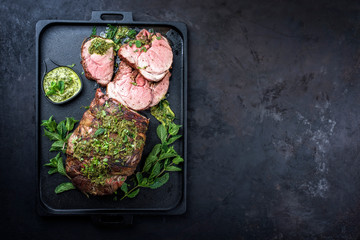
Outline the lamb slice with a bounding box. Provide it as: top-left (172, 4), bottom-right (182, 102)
top-left (149, 71), bottom-right (171, 107)
top-left (107, 61), bottom-right (153, 111)
top-left (66, 89), bottom-right (149, 196)
top-left (117, 43), bottom-right (140, 67)
top-left (137, 33), bottom-right (173, 82)
top-left (119, 30), bottom-right (173, 82)
top-left (81, 36), bottom-right (115, 86)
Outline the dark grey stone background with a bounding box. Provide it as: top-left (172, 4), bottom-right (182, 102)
top-left (2, 0), bottom-right (360, 239)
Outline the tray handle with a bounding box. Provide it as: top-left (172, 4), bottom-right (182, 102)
top-left (91, 11), bottom-right (133, 22)
top-left (91, 214), bottom-right (133, 227)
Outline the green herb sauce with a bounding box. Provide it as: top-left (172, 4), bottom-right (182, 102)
top-left (89, 38), bottom-right (114, 55)
top-left (150, 99), bottom-right (175, 126)
top-left (43, 67), bottom-right (81, 103)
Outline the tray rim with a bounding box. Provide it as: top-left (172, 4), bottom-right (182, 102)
top-left (35, 12), bottom-right (188, 216)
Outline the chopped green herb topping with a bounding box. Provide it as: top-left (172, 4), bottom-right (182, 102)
top-left (89, 38), bottom-right (114, 55)
top-left (71, 105), bottom-right (145, 183)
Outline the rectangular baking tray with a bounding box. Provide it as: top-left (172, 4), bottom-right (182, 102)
top-left (35, 11), bottom-right (187, 217)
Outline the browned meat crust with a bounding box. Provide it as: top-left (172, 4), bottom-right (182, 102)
top-left (66, 89), bottom-right (149, 195)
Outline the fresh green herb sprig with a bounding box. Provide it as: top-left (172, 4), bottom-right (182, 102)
top-left (42, 116), bottom-right (79, 194)
top-left (41, 116), bottom-right (79, 153)
top-left (45, 80), bottom-right (65, 96)
top-left (104, 25), bottom-right (137, 51)
top-left (55, 182), bottom-right (76, 194)
top-left (43, 152), bottom-right (76, 194)
top-left (120, 100), bottom-right (183, 200)
top-left (90, 26), bottom-right (97, 38)
top-left (44, 152), bottom-right (67, 175)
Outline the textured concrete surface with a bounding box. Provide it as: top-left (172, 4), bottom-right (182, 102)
top-left (2, 0), bottom-right (360, 239)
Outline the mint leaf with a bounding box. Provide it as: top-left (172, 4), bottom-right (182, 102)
top-left (65, 117), bottom-right (79, 131)
top-left (57, 120), bottom-right (67, 139)
top-left (55, 182), bottom-right (75, 194)
top-left (143, 144), bottom-right (161, 172)
top-left (57, 156), bottom-right (66, 176)
top-left (45, 89), bottom-right (56, 96)
top-left (159, 152), bottom-right (178, 160)
top-left (48, 168), bottom-right (58, 175)
top-left (127, 188), bottom-right (140, 198)
top-left (141, 178), bottom-right (148, 186)
top-left (165, 166), bottom-right (182, 171)
top-left (143, 155), bottom-right (157, 172)
top-left (149, 162), bottom-right (161, 180)
top-left (149, 143), bottom-right (162, 157)
top-left (44, 153), bottom-right (66, 176)
top-left (121, 182), bottom-right (128, 193)
top-left (41, 116), bottom-right (57, 132)
top-left (44, 129), bottom-right (62, 141)
top-left (44, 162), bottom-right (55, 167)
top-left (157, 124), bottom-right (167, 143)
top-left (44, 153), bottom-right (61, 167)
top-left (67, 63), bottom-right (75, 68)
top-left (58, 81), bottom-right (65, 94)
top-left (167, 135), bottom-right (182, 145)
top-left (168, 123), bottom-right (181, 136)
top-left (149, 173), bottom-right (169, 189)
top-left (50, 140), bottom-right (65, 152)
top-left (172, 156), bottom-right (184, 164)
top-left (136, 172), bottom-right (143, 185)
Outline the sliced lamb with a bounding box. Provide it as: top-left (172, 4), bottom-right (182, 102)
top-left (119, 29), bottom-right (173, 82)
top-left (107, 61), bottom-right (170, 111)
top-left (107, 61), bottom-right (153, 111)
top-left (149, 71), bottom-right (170, 107)
top-left (81, 36), bottom-right (115, 86)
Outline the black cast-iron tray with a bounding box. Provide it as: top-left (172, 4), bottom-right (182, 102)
top-left (35, 11), bottom-right (187, 221)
